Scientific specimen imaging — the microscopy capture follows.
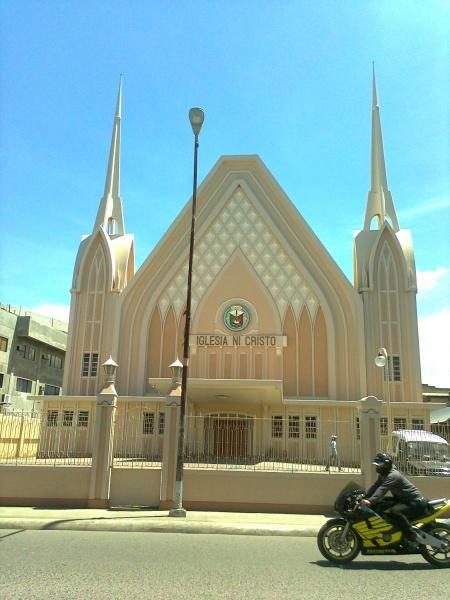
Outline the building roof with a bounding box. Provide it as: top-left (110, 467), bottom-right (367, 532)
top-left (430, 406), bottom-right (450, 424)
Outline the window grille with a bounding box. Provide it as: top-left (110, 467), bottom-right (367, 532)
top-left (63, 410), bottom-right (74, 427)
top-left (77, 411), bottom-right (89, 428)
top-left (394, 417), bottom-right (407, 430)
top-left (384, 355), bottom-right (401, 381)
top-left (412, 418), bottom-right (424, 430)
top-left (158, 412), bottom-right (165, 435)
top-left (380, 417), bottom-right (388, 436)
top-left (271, 415), bottom-right (283, 438)
top-left (47, 409), bottom-right (58, 427)
top-left (143, 412), bottom-right (154, 435)
top-left (305, 416), bottom-right (317, 439)
top-left (288, 415), bottom-right (300, 438)
top-left (82, 352), bottom-right (99, 377)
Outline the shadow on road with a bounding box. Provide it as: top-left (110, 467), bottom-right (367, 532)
top-left (313, 560), bottom-right (434, 570)
top-left (0, 529), bottom-right (25, 541)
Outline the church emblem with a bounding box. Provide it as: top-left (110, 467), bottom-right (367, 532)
top-left (223, 304), bottom-right (250, 332)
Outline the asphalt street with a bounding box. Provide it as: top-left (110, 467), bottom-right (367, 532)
top-left (0, 529), bottom-right (448, 600)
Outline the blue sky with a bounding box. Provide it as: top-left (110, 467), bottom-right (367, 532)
top-left (0, 1), bottom-right (448, 385)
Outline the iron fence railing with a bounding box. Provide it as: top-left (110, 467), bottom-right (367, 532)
top-left (183, 415), bottom-right (361, 472)
top-left (113, 403), bottom-right (165, 467)
top-left (0, 408), bottom-right (94, 465)
top-left (381, 427), bottom-right (450, 477)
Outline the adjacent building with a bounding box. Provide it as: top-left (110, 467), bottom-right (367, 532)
top-left (0, 304), bottom-right (67, 411)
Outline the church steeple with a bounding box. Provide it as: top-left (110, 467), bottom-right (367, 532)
top-left (363, 66), bottom-right (399, 232)
top-left (94, 76), bottom-right (125, 236)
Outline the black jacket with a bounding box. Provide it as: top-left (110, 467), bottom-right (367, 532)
top-left (366, 467), bottom-right (423, 505)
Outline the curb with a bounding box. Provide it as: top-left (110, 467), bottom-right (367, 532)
top-left (0, 518), bottom-right (321, 537)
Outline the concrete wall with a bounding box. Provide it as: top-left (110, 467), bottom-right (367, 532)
top-left (110, 468), bottom-right (161, 507)
top-left (409, 476), bottom-right (450, 502)
top-left (180, 470), bottom-right (364, 513)
top-left (0, 466), bottom-right (90, 506)
top-left (1, 465), bottom-right (449, 510)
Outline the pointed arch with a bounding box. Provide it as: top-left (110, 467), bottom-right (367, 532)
top-left (283, 306), bottom-right (297, 396)
top-left (298, 306), bottom-right (313, 396)
top-left (177, 307), bottom-right (186, 361)
top-left (76, 227), bottom-right (115, 293)
top-left (314, 306), bottom-right (328, 397)
top-left (147, 307), bottom-right (162, 378)
top-left (161, 306), bottom-right (176, 377)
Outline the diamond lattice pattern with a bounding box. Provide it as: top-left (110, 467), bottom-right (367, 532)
top-left (158, 187), bottom-right (317, 322)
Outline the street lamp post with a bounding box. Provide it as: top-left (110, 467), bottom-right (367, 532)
top-left (375, 347), bottom-right (391, 434)
top-left (169, 108), bottom-right (204, 517)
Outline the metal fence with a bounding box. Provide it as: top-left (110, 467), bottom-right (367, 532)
top-left (381, 428), bottom-right (450, 477)
top-left (0, 409), bottom-right (94, 466)
top-left (113, 404), bottom-right (165, 467)
top-left (183, 414), bottom-right (362, 472)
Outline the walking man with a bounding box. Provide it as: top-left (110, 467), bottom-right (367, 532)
top-left (325, 434), bottom-right (341, 471)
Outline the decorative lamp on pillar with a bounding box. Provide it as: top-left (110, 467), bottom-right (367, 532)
top-left (169, 358), bottom-right (183, 389)
top-left (100, 356), bottom-right (119, 395)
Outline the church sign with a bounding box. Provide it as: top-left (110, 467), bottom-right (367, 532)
top-left (192, 334), bottom-right (287, 347)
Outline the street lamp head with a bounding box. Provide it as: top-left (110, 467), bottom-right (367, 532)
top-left (189, 107), bottom-right (204, 136)
top-left (375, 347), bottom-right (387, 368)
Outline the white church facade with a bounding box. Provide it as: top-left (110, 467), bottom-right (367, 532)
top-left (41, 74), bottom-right (429, 465)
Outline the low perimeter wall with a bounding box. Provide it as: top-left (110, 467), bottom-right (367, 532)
top-left (1, 466), bottom-right (449, 512)
top-left (0, 466), bottom-right (91, 507)
top-left (180, 470), bottom-right (363, 513)
top-left (110, 468), bottom-right (161, 507)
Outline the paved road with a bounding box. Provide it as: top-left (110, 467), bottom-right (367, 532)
top-left (1, 529), bottom-right (447, 600)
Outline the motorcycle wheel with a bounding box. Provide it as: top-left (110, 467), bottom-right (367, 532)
top-left (317, 518), bottom-right (361, 564)
top-left (420, 523), bottom-right (450, 568)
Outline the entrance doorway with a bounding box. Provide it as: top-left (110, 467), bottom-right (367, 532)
top-left (204, 413), bottom-right (253, 461)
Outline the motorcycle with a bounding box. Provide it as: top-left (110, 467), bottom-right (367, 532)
top-left (317, 484), bottom-right (450, 567)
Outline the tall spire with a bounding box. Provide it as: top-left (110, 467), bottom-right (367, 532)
top-left (363, 65), bottom-right (399, 232)
top-left (94, 75), bottom-right (125, 236)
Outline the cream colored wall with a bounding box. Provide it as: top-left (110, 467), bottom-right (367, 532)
top-left (182, 470), bottom-right (363, 512)
top-left (110, 468), bottom-right (161, 507)
top-left (0, 466), bottom-right (91, 505)
top-left (2, 464), bottom-right (448, 510)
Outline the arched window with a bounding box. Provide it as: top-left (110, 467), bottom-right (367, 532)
top-left (107, 218), bottom-right (117, 235)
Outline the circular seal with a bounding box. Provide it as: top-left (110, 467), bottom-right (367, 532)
top-left (223, 304), bottom-right (250, 332)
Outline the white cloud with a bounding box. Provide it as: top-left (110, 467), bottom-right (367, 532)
top-left (418, 309), bottom-right (450, 387)
top-left (30, 304), bottom-right (70, 323)
top-left (417, 267), bottom-right (450, 293)
top-left (398, 196), bottom-right (450, 220)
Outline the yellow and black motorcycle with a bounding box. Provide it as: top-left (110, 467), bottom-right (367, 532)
top-left (317, 485), bottom-right (450, 567)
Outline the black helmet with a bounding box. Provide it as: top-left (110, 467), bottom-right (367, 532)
top-left (373, 452), bottom-right (393, 473)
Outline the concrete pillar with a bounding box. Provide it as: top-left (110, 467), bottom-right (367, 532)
top-left (15, 413), bottom-right (26, 458)
top-left (88, 363), bottom-right (118, 509)
top-left (159, 385), bottom-right (182, 510)
top-left (357, 395), bottom-right (383, 490)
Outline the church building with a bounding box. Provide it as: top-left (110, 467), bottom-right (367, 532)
top-left (55, 73), bottom-right (427, 461)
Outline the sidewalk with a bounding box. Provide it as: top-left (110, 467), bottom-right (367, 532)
top-left (0, 506), bottom-right (330, 537)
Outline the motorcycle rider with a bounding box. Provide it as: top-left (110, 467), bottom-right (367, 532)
top-left (361, 452), bottom-right (426, 542)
